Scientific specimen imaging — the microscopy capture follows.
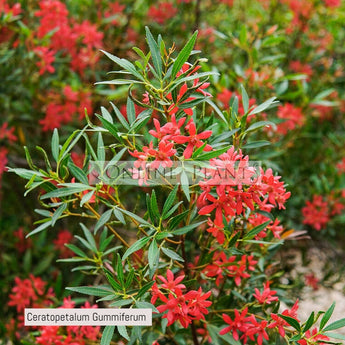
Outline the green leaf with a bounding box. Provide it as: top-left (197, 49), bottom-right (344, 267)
top-left (96, 114), bottom-right (123, 143)
top-left (100, 50), bottom-right (144, 81)
top-left (150, 190), bottom-right (160, 221)
top-left (161, 247), bottom-right (184, 262)
top-left (126, 97), bottom-right (136, 125)
top-left (110, 102), bottom-right (130, 130)
top-left (242, 140), bottom-right (271, 149)
top-left (162, 185), bottom-right (179, 218)
top-left (145, 27), bottom-right (162, 77)
top-left (113, 208), bottom-right (126, 224)
top-left (278, 314), bottom-right (301, 332)
top-left (321, 302), bottom-right (336, 330)
top-left (66, 285), bottom-right (112, 297)
top-left (80, 190), bottom-right (95, 207)
top-left (243, 221), bottom-right (271, 240)
top-left (101, 106), bottom-right (113, 123)
top-left (303, 312), bottom-right (315, 333)
top-left (323, 318), bottom-right (345, 332)
top-left (101, 326), bottom-right (115, 345)
top-left (249, 97), bottom-right (278, 115)
top-left (148, 239), bottom-right (159, 271)
top-left (196, 146), bottom-right (231, 160)
top-left (117, 326), bottom-right (130, 341)
top-left (135, 301), bottom-right (158, 312)
top-left (116, 253), bottom-right (125, 287)
top-left (116, 207), bottom-right (151, 227)
top-left (65, 244), bottom-right (88, 258)
top-left (26, 219), bottom-right (52, 238)
top-left (59, 128), bottom-right (86, 162)
top-left (95, 209), bottom-right (113, 233)
top-left (244, 120), bottom-right (277, 134)
top-left (136, 281), bottom-right (155, 299)
top-left (180, 170), bottom-right (190, 201)
top-left (122, 237), bottom-right (150, 261)
top-left (109, 299), bottom-right (133, 307)
top-left (240, 85), bottom-right (249, 114)
top-left (51, 129), bottom-right (59, 162)
top-left (40, 185), bottom-right (91, 200)
top-left (171, 31), bottom-right (198, 79)
top-left (68, 160), bottom-right (88, 185)
top-left (80, 223), bottom-right (98, 252)
top-left (125, 269), bottom-right (135, 290)
top-left (324, 332), bottom-right (345, 341)
top-left (172, 220), bottom-right (206, 235)
top-left (51, 203), bottom-right (67, 226)
top-left (97, 132), bottom-right (105, 162)
top-left (162, 201), bottom-right (183, 220)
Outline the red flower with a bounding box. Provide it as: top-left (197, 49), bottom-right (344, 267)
top-left (219, 307), bottom-right (249, 340)
top-left (323, 0), bottom-right (341, 7)
top-left (13, 228), bottom-right (32, 253)
top-left (174, 119), bottom-right (212, 158)
top-left (152, 270), bottom-right (212, 328)
top-left (302, 195), bottom-right (330, 231)
top-left (147, 2), bottom-right (178, 25)
top-left (275, 103), bottom-right (305, 135)
top-left (53, 229), bottom-right (74, 258)
top-left (305, 273), bottom-right (319, 290)
top-left (34, 46), bottom-right (56, 75)
top-left (0, 122), bottom-right (17, 142)
top-left (245, 316), bottom-right (269, 345)
top-left (0, 147), bottom-right (8, 186)
top-left (157, 269), bottom-right (186, 292)
top-left (253, 281), bottom-right (279, 304)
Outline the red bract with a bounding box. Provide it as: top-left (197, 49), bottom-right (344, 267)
top-left (13, 227), bottom-right (32, 253)
top-left (0, 147), bottom-right (8, 186)
top-left (245, 316), bottom-right (269, 345)
top-left (298, 328), bottom-right (330, 345)
top-left (253, 281), bottom-right (279, 304)
top-left (275, 103), bottom-right (305, 135)
top-left (34, 46), bottom-right (56, 75)
top-left (302, 195), bottom-right (330, 231)
top-left (40, 86), bottom-right (92, 131)
top-left (305, 273), bottom-right (320, 290)
top-left (219, 307), bottom-right (250, 340)
top-left (323, 0), bottom-right (341, 7)
top-left (151, 270), bottom-right (212, 328)
top-left (0, 122), bottom-right (17, 142)
top-left (53, 229), bottom-right (73, 258)
top-left (104, 2), bottom-right (126, 25)
top-left (203, 252), bottom-right (257, 287)
top-left (289, 60), bottom-right (313, 81)
top-left (174, 119), bottom-right (212, 158)
top-left (147, 2), bottom-right (178, 25)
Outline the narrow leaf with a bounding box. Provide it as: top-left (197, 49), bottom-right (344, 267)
top-left (101, 326), bottom-right (115, 345)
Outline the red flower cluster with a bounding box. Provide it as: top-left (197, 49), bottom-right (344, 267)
top-left (34, 0), bottom-right (103, 76)
top-left (8, 275), bottom-right (55, 326)
top-left (130, 116), bottom-right (213, 184)
top-left (302, 195), bottom-right (330, 231)
top-left (220, 308), bottom-right (269, 345)
top-left (40, 85), bottom-right (92, 131)
top-left (151, 270), bottom-right (212, 328)
top-left (197, 148), bottom-right (290, 241)
top-left (289, 60), bottom-right (313, 81)
top-left (147, 2), bottom-right (178, 25)
top-left (275, 103), bottom-right (305, 135)
top-left (253, 282), bottom-right (278, 304)
top-left (53, 229), bottom-right (74, 258)
top-left (13, 227), bottom-right (32, 253)
top-left (36, 297), bottom-right (100, 345)
top-left (336, 157), bottom-right (345, 175)
top-left (268, 299), bottom-right (299, 337)
top-left (203, 252), bottom-right (257, 286)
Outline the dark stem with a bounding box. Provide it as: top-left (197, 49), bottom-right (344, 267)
top-left (194, 0), bottom-right (202, 31)
top-left (191, 320), bottom-right (200, 345)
